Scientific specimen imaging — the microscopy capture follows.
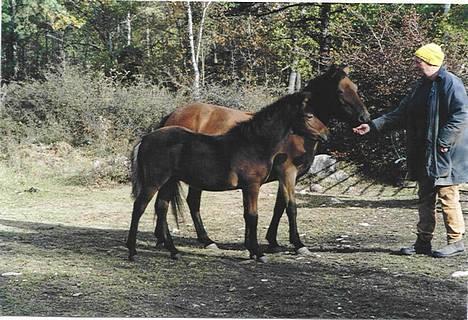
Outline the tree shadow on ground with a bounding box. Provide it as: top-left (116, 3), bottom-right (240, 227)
top-left (0, 218), bottom-right (466, 319)
top-left (297, 193), bottom-right (418, 209)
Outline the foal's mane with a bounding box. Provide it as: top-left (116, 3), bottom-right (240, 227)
top-left (226, 92), bottom-right (306, 144)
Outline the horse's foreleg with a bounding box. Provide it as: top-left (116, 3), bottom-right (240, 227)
top-left (187, 187), bottom-right (217, 249)
top-left (155, 182), bottom-right (181, 260)
top-left (127, 188), bottom-right (156, 261)
top-left (265, 187), bottom-right (286, 252)
top-left (281, 171), bottom-right (310, 255)
top-left (242, 184), bottom-right (267, 263)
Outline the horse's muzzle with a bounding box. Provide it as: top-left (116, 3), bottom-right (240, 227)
top-left (318, 131), bottom-right (329, 143)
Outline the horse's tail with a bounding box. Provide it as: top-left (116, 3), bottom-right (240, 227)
top-left (151, 180), bottom-right (185, 229)
top-left (170, 181), bottom-right (185, 228)
top-left (131, 141), bottom-right (143, 199)
top-left (132, 112), bottom-right (173, 198)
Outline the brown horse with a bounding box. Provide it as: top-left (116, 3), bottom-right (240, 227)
top-left (158, 65), bottom-right (370, 255)
top-left (127, 92), bottom-right (329, 262)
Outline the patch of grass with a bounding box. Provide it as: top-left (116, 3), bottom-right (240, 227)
top-left (1, 170), bottom-right (467, 318)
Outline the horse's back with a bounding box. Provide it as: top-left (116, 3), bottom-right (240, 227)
top-left (165, 103), bottom-right (252, 135)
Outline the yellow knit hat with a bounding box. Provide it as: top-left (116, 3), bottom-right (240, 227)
top-left (414, 43), bottom-right (444, 66)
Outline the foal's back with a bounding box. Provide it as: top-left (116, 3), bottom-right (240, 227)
top-left (139, 126), bottom-right (249, 191)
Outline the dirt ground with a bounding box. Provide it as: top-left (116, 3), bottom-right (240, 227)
top-left (1, 176), bottom-right (467, 319)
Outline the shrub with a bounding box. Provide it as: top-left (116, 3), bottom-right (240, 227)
top-left (0, 65), bottom-right (282, 186)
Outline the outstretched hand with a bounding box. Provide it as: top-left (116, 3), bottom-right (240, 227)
top-left (353, 123), bottom-right (371, 135)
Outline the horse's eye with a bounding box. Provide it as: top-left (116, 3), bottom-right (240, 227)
top-left (306, 113), bottom-right (315, 119)
top-left (337, 89), bottom-right (344, 95)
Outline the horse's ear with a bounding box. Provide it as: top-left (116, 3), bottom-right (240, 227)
top-left (341, 65), bottom-right (351, 75)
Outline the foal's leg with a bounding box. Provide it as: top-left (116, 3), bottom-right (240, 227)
top-left (155, 182), bottom-right (181, 260)
top-left (126, 187), bottom-right (157, 261)
top-left (153, 199), bottom-right (165, 247)
top-left (242, 184), bottom-right (267, 263)
top-left (265, 187), bottom-right (286, 252)
top-left (281, 171), bottom-right (310, 255)
top-left (187, 187), bottom-right (217, 249)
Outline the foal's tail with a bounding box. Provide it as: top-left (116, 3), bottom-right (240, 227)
top-left (131, 141), bottom-right (143, 200)
top-left (132, 112), bottom-right (173, 199)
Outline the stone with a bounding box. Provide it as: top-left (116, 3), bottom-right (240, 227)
top-left (308, 154), bottom-right (337, 177)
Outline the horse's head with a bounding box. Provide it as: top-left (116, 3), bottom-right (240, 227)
top-left (303, 64), bottom-right (370, 126)
top-left (292, 93), bottom-right (329, 142)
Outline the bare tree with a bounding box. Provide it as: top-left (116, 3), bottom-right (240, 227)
top-left (186, 1), bottom-right (211, 99)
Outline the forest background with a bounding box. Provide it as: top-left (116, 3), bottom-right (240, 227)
top-left (1, 1), bottom-right (467, 186)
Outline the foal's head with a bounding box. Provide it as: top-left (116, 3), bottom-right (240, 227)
top-left (303, 64), bottom-right (370, 126)
top-left (234, 92), bottom-right (329, 144)
top-left (291, 93), bottom-right (329, 142)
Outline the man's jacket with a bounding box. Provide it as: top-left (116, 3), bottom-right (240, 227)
top-left (372, 67), bottom-right (468, 185)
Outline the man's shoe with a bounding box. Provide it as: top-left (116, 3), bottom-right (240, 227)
top-left (432, 241), bottom-right (465, 258)
top-left (400, 240), bottom-right (432, 256)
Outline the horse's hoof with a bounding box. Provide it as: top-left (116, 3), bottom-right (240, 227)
top-left (171, 252), bottom-right (181, 260)
top-left (257, 255), bottom-right (268, 263)
top-left (128, 255), bottom-right (136, 262)
top-left (205, 243), bottom-right (219, 250)
top-left (296, 247), bottom-right (312, 256)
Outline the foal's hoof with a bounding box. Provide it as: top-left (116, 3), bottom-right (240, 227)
top-left (257, 255), bottom-right (268, 263)
top-left (205, 243), bottom-right (219, 250)
top-left (155, 240), bottom-right (165, 248)
top-left (296, 247), bottom-right (312, 256)
top-left (265, 245), bottom-right (282, 254)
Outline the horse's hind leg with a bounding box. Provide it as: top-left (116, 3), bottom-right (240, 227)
top-left (187, 187), bottom-right (217, 249)
top-left (126, 187), bottom-right (157, 261)
top-left (266, 187), bottom-right (286, 253)
top-left (155, 182), bottom-right (181, 259)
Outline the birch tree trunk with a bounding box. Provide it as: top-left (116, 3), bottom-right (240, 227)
top-left (186, 1), bottom-right (211, 100)
top-left (186, 1), bottom-right (200, 99)
top-left (288, 38), bottom-right (299, 94)
top-left (295, 72), bottom-right (301, 91)
top-left (146, 19), bottom-right (151, 58)
top-left (288, 65), bottom-right (297, 94)
top-left (126, 12), bottom-right (132, 46)
top-left (10, 0), bottom-right (19, 80)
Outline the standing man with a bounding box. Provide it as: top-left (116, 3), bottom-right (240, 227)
top-left (353, 43), bottom-right (468, 258)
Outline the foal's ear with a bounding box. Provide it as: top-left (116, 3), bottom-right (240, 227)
top-left (326, 64), bottom-right (338, 75)
top-left (301, 92), bottom-right (312, 109)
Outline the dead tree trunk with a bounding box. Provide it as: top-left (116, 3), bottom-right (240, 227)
top-left (318, 3), bottom-right (332, 72)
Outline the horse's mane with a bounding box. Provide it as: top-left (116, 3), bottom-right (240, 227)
top-left (303, 65), bottom-right (347, 95)
top-left (226, 92), bottom-right (306, 144)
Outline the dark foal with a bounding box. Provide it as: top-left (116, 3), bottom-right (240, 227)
top-left (127, 92), bottom-right (329, 262)
top-left (159, 64), bottom-right (370, 254)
